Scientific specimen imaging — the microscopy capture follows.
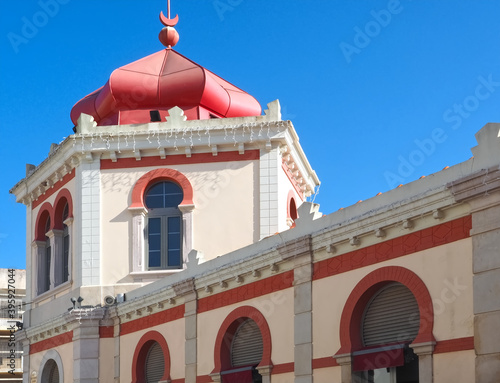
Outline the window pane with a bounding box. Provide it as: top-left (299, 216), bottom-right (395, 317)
top-left (167, 217), bottom-right (181, 266)
top-left (145, 181), bottom-right (183, 209)
top-left (148, 217), bottom-right (161, 233)
top-left (164, 182), bottom-right (183, 207)
top-left (149, 250), bottom-right (162, 268)
top-left (147, 182), bottom-right (165, 195)
top-left (145, 195), bottom-right (164, 209)
top-left (149, 234), bottom-right (161, 250)
top-left (168, 216), bottom-right (181, 233)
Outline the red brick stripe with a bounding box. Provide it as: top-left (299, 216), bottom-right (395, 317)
top-left (314, 216), bottom-right (472, 280)
top-left (434, 336), bottom-right (474, 353)
top-left (99, 326), bottom-right (114, 338)
top-left (101, 149), bottom-right (260, 170)
top-left (198, 271), bottom-right (294, 314)
top-left (271, 362), bottom-right (294, 374)
top-left (196, 376), bottom-right (213, 383)
top-left (313, 356), bottom-right (339, 369)
top-left (30, 331), bottom-right (73, 354)
top-left (120, 305), bottom-right (185, 335)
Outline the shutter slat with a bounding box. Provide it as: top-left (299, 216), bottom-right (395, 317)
top-left (145, 342), bottom-right (165, 383)
top-left (231, 319), bottom-right (263, 367)
top-left (362, 283), bottom-right (420, 346)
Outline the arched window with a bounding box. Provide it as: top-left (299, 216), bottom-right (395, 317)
top-left (144, 342), bottom-right (165, 383)
top-left (131, 331), bottom-right (171, 383)
top-left (145, 181), bottom-right (183, 269)
top-left (41, 216), bottom-right (51, 294)
top-left (354, 283), bottom-right (420, 382)
top-left (220, 318), bottom-right (264, 383)
top-left (62, 203), bottom-right (70, 283)
top-left (41, 359), bottom-right (60, 383)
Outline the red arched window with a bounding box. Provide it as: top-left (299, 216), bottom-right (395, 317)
top-left (336, 266), bottom-right (435, 382)
top-left (213, 306), bottom-right (272, 382)
top-left (131, 331), bottom-right (171, 383)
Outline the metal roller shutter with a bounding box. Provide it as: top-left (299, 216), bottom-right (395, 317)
top-left (362, 283), bottom-right (420, 346)
top-left (231, 319), bottom-right (263, 367)
top-left (145, 342), bottom-right (165, 383)
top-left (48, 361), bottom-right (59, 383)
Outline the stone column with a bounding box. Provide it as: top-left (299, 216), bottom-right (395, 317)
top-left (448, 166), bottom-right (500, 382)
top-left (335, 354), bottom-right (352, 383)
top-left (278, 235), bottom-right (313, 383)
top-left (410, 341), bottom-right (435, 383)
top-left (172, 279), bottom-right (197, 383)
top-left (184, 291), bottom-right (198, 383)
top-left (31, 241), bottom-right (46, 296)
top-left (71, 308), bottom-right (105, 383)
top-left (48, 229), bottom-right (64, 286)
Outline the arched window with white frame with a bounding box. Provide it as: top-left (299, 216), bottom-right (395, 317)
top-left (144, 181), bottom-right (183, 270)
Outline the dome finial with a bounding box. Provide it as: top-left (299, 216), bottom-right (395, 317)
top-left (159, 0), bottom-right (179, 48)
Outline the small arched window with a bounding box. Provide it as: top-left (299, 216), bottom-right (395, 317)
top-left (231, 319), bottom-right (264, 367)
top-left (145, 181), bottom-right (183, 269)
top-left (222, 318), bottom-right (263, 383)
top-left (41, 359), bottom-right (60, 383)
top-left (145, 342), bottom-right (165, 383)
top-left (354, 283), bottom-right (420, 382)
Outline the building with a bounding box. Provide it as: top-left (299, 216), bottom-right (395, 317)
top-left (0, 268), bottom-right (25, 382)
top-left (9, 7), bottom-right (500, 383)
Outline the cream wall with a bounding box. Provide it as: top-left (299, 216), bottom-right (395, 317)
top-left (99, 338), bottom-right (114, 383)
top-left (313, 366), bottom-right (341, 383)
top-left (312, 238), bottom-right (474, 358)
top-left (119, 318), bottom-right (185, 382)
top-left (100, 160), bottom-right (257, 285)
top-left (196, 288), bottom-right (295, 376)
top-left (434, 350), bottom-right (475, 383)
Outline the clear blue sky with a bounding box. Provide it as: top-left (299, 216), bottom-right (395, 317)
top-left (1, 1), bottom-right (500, 269)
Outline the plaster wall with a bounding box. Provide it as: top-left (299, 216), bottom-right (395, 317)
top-left (270, 372), bottom-right (294, 382)
top-left (119, 318), bottom-right (185, 382)
top-left (30, 342), bottom-right (73, 383)
top-left (99, 338), bottom-right (114, 383)
top-left (196, 288), bottom-right (294, 376)
top-left (433, 350), bottom-right (475, 383)
top-left (100, 160), bottom-right (257, 285)
top-left (313, 366), bottom-right (341, 382)
top-left (312, 238), bottom-right (473, 358)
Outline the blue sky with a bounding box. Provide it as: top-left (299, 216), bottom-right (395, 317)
top-left (1, 1), bottom-right (500, 269)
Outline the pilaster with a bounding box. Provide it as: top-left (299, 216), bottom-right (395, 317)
top-left (70, 308), bottom-right (105, 383)
top-left (279, 235), bottom-right (313, 383)
top-left (448, 166), bottom-right (500, 382)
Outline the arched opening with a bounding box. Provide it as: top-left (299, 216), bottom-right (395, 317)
top-left (354, 283), bottom-right (420, 382)
top-left (41, 359), bottom-right (60, 383)
top-left (131, 331), bottom-right (171, 383)
top-left (144, 341), bottom-right (165, 383)
top-left (213, 306), bottom-right (272, 382)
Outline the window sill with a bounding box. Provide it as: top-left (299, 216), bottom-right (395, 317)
top-left (130, 269), bottom-right (185, 282)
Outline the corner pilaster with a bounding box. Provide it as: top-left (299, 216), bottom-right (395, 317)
top-left (279, 235), bottom-right (313, 383)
